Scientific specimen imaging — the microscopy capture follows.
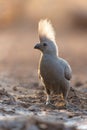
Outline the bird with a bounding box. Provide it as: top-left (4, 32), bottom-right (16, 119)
top-left (34, 19), bottom-right (72, 106)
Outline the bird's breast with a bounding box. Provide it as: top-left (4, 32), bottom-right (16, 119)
top-left (39, 55), bottom-right (64, 85)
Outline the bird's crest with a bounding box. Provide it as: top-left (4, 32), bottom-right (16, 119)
top-left (38, 19), bottom-right (55, 43)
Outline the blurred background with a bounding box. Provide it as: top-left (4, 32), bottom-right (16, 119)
top-left (0, 0), bottom-right (87, 83)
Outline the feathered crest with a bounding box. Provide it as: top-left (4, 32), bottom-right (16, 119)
top-left (38, 19), bottom-right (55, 43)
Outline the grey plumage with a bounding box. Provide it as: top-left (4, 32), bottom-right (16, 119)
top-left (34, 19), bottom-right (72, 105)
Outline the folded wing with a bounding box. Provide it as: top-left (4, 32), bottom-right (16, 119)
top-left (64, 65), bottom-right (72, 80)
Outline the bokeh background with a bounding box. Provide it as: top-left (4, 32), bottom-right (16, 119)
top-left (0, 0), bottom-right (87, 84)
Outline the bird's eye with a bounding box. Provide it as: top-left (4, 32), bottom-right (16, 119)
top-left (43, 43), bottom-right (47, 46)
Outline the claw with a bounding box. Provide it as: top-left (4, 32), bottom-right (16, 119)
top-left (46, 100), bottom-right (51, 105)
top-left (46, 101), bottom-right (56, 109)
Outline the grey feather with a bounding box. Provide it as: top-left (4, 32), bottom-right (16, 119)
top-left (59, 58), bottom-right (72, 80)
top-left (34, 19), bottom-right (72, 103)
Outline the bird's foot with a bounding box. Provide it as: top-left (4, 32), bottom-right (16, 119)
top-left (46, 100), bottom-right (51, 105)
top-left (65, 103), bottom-right (70, 109)
top-left (64, 101), bottom-right (79, 111)
top-left (64, 101), bottom-right (75, 110)
top-left (46, 101), bottom-right (56, 109)
top-left (64, 100), bottom-right (70, 109)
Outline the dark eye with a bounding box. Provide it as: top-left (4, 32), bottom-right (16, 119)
top-left (43, 43), bottom-right (47, 46)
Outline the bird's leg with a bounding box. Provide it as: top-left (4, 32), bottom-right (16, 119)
top-left (46, 94), bottom-right (51, 105)
top-left (45, 88), bottom-right (51, 105)
top-left (64, 93), bottom-right (69, 106)
top-left (65, 99), bottom-right (69, 106)
top-left (63, 87), bottom-right (70, 107)
top-left (45, 88), bottom-right (55, 108)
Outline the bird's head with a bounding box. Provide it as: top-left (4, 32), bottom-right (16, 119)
top-left (34, 40), bottom-right (58, 55)
top-left (34, 19), bottom-right (58, 56)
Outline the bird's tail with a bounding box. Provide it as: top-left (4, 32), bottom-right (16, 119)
top-left (38, 19), bottom-right (55, 43)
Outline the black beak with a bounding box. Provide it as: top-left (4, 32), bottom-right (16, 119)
top-left (34, 44), bottom-right (40, 49)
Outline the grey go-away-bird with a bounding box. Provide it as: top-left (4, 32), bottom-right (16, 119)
top-left (34, 19), bottom-right (72, 106)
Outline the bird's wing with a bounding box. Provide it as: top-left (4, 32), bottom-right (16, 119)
top-left (64, 65), bottom-right (72, 80)
top-left (59, 58), bottom-right (72, 80)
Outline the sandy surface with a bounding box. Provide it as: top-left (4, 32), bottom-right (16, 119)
top-left (0, 67), bottom-right (86, 130)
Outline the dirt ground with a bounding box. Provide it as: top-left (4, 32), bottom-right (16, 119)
top-left (0, 24), bottom-right (86, 130)
top-left (0, 65), bottom-right (87, 130)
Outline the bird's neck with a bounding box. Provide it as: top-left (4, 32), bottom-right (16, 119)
top-left (41, 53), bottom-right (58, 58)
